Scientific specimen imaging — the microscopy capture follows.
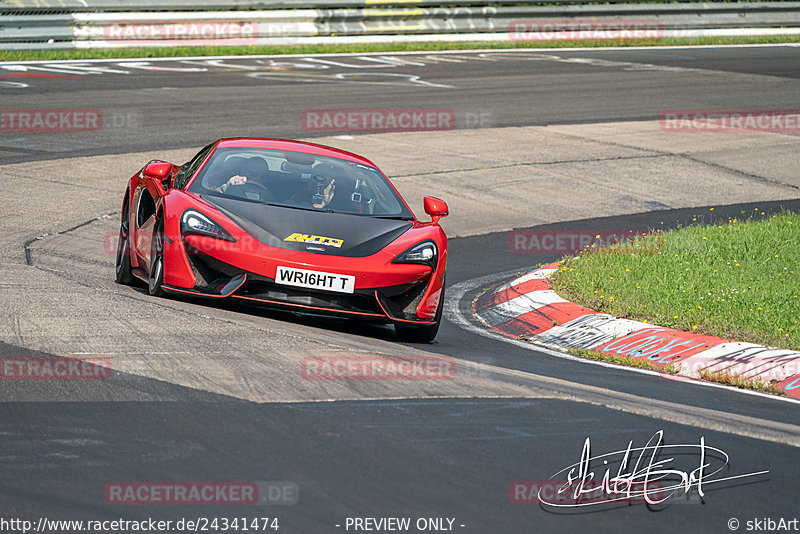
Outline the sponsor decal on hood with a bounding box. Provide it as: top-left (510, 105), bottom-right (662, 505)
top-left (284, 233), bottom-right (343, 248)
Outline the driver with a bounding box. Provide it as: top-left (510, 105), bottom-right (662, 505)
top-left (207, 157), bottom-right (269, 194)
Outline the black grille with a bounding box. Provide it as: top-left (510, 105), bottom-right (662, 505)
top-left (242, 280), bottom-right (382, 315)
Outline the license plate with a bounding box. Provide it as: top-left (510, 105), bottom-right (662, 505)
top-left (275, 266), bottom-right (355, 294)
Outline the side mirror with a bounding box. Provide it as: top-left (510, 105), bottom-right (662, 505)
top-left (142, 161), bottom-right (174, 190)
top-left (423, 196), bottom-right (448, 223)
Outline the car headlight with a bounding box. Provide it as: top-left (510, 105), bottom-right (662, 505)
top-left (392, 240), bottom-right (437, 269)
top-left (180, 210), bottom-right (235, 242)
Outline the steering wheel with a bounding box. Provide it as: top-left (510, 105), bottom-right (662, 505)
top-left (226, 181), bottom-right (276, 202)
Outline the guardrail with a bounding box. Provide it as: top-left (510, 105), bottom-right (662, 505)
top-left (2, 1), bottom-right (800, 50)
top-left (4, 0), bottom-right (773, 12)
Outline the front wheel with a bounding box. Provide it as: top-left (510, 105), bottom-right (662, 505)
top-left (394, 279), bottom-right (445, 343)
top-left (148, 218), bottom-right (165, 297)
top-left (394, 321), bottom-right (441, 343)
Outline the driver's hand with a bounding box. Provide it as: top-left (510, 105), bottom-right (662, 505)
top-left (221, 175), bottom-right (247, 192)
top-left (313, 179), bottom-right (335, 209)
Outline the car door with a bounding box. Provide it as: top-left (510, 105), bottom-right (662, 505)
top-left (133, 181), bottom-right (158, 272)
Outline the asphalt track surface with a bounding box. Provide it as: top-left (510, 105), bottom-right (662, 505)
top-left (2, 45), bottom-right (800, 162)
top-left (1, 46), bottom-right (800, 533)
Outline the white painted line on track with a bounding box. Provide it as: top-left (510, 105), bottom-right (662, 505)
top-left (3, 42), bottom-right (799, 66)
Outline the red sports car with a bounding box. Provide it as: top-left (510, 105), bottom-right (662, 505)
top-left (115, 138), bottom-right (449, 342)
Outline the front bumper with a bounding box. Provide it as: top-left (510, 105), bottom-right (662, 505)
top-left (163, 242), bottom-right (441, 324)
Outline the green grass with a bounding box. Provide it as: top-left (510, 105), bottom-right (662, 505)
top-left (696, 368), bottom-right (784, 395)
top-left (566, 347), bottom-right (679, 373)
top-left (551, 209), bottom-right (800, 351)
top-left (2, 34), bottom-right (799, 62)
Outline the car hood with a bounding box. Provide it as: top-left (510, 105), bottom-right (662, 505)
top-left (202, 194), bottom-right (413, 257)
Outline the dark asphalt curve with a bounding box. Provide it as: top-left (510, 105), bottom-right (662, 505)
top-left (1, 45), bottom-right (800, 164)
top-left (1, 46), bottom-right (799, 534)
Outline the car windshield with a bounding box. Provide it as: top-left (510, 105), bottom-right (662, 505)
top-left (188, 147), bottom-right (413, 218)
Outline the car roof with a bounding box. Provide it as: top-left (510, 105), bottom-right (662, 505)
top-left (214, 138), bottom-right (379, 168)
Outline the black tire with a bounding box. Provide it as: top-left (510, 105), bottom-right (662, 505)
top-left (394, 278), bottom-right (445, 343)
top-left (148, 217), bottom-right (165, 297)
top-left (115, 197), bottom-right (133, 285)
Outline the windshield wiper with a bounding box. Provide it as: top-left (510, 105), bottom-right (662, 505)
top-left (264, 203), bottom-right (323, 213)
